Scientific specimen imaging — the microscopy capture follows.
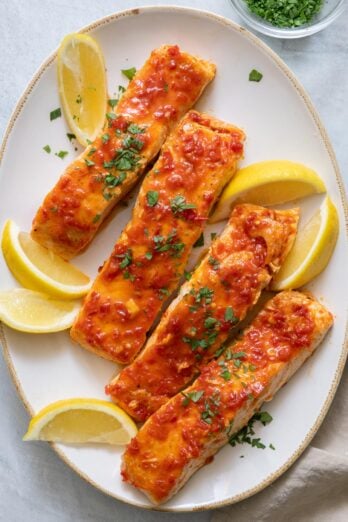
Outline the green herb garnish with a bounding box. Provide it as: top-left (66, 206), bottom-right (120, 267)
top-left (92, 213), bottom-right (101, 223)
top-left (122, 67), bottom-right (137, 81)
top-left (55, 150), bottom-right (68, 159)
top-left (146, 191), bottom-right (159, 207)
top-left (127, 123), bottom-right (145, 134)
top-left (153, 230), bottom-right (184, 258)
top-left (108, 99), bottom-right (118, 108)
top-left (245, 0), bottom-right (323, 28)
top-left (50, 108), bottom-right (61, 121)
top-left (249, 69), bottom-right (263, 82)
top-left (181, 390), bottom-right (204, 407)
top-left (194, 232), bottom-right (204, 248)
top-left (85, 158), bottom-right (95, 167)
top-left (115, 249), bottom-right (133, 269)
top-left (224, 306), bottom-right (238, 324)
top-left (190, 286), bottom-right (214, 306)
top-left (66, 133), bottom-right (76, 142)
top-left (170, 195), bottom-right (196, 215)
top-left (208, 256), bottom-right (219, 270)
top-left (201, 392), bottom-right (220, 424)
top-left (184, 270), bottom-right (192, 281)
top-left (228, 410), bottom-right (273, 449)
top-left (43, 145), bottom-right (51, 153)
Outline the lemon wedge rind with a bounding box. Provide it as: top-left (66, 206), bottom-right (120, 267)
top-left (57, 33), bottom-right (107, 147)
top-left (1, 220), bottom-right (91, 299)
top-left (211, 160), bottom-right (327, 223)
top-left (23, 398), bottom-right (137, 445)
top-left (271, 196), bottom-right (339, 290)
top-left (0, 288), bottom-right (80, 333)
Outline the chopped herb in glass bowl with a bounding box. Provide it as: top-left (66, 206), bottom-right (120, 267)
top-left (230, 0), bottom-right (346, 38)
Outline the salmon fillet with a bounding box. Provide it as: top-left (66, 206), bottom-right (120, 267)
top-left (70, 111), bottom-right (245, 364)
top-left (31, 45), bottom-right (216, 259)
top-left (106, 204), bottom-right (299, 421)
top-left (122, 291), bottom-right (333, 504)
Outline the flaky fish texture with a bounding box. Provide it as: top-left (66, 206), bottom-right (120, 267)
top-left (106, 204), bottom-right (299, 421)
top-left (31, 45), bottom-right (216, 259)
top-left (71, 111), bottom-right (245, 364)
top-left (121, 291), bottom-right (333, 504)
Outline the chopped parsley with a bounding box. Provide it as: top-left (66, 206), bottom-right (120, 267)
top-left (269, 443), bottom-right (276, 450)
top-left (193, 232), bottom-right (204, 248)
top-left (105, 172), bottom-right (127, 187)
top-left (50, 108), bottom-right (61, 121)
top-left (163, 83), bottom-right (169, 92)
top-left (170, 195), bottom-right (196, 215)
top-left (115, 249), bottom-right (133, 269)
top-left (228, 410), bottom-right (273, 449)
top-left (224, 306), bottom-right (238, 324)
top-left (75, 94), bottom-right (82, 104)
top-left (122, 67), bottom-right (137, 81)
top-left (106, 112), bottom-right (117, 121)
top-left (108, 98), bottom-right (118, 108)
top-left (43, 145), bottom-right (51, 153)
top-left (249, 69), bottom-right (263, 82)
top-left (218, 360), bottom-right (231, 381)
top-left (92, 213), bottom-right (101, 223)
top-left (204, 316), bottom-right (219, 329)
top-left (245, 0), bottom-right (323, 28)
top-left (201, 392), bottom-right (220, 424)
top-left (208, 256), bottom-right (219, 270)
top-left (210, 232), bottom-right (217, 241)
top-left (85, 158), bottom-right (95, 167)
top-left (145, 252), bottom-right (153, 260)
top-left (146, 190), bottom-right (159, 207)
top-left (158, 288), bottom-right (170, 300)
top-left (123, 270), bottom-right (135, 282)
top-left (127, 123), bottom-right (145, 134)
top-left (181, 390), bottom-right (204, 407)
top-left (103, 191), bottom-right (112, 201)
top-left (55, 150), bottom-right (68, 159)
top-left (66, 133), bottom-right (76, 142)
top-left (153, 230), bottom-right (184, 258)
top-left (184, 270), bottom-right (192, 281)
top-left (189, 286), bottom-right (214, 306)
top-left (102, 133), bottom-right (110, 144)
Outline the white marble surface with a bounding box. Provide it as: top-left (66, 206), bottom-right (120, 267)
top-left (0, 1), bottom-right (347, 521)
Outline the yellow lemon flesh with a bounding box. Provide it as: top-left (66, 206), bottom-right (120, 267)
top-left (57, 33), bottom-right (107, 146)
top-left (1, 219), bottom-right (91, 299)
top-left (23, 398), bottom-right (137, 445)
top-left (211, 160), bottom-right (326, 223)
top-left (0, 289), bottom-right (80, 333)
top-left (271, 196), bottom-right (339, 290)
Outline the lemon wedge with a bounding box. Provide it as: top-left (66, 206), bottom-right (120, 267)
top-left (23, 398), bottom-right (137, 445)
top-left (57, 33), bottom-right (107, 146)
top-left (1, 219), bottom-right (91, 299)
top-left (0, 289), bottom-right (80, 333)
top-left (211, 160), bottom-right (326, 222)
top-left (271, 196), bottom-right (339, 290)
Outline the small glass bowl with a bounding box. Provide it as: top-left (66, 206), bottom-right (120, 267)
top-left (230, 0), bottom-right (346, 38)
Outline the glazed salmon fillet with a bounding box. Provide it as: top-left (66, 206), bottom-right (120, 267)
top-left (31, 45), bottom-right (216, 259)
top-left (70, 111), bottom-right (245, 363)
top-left (122, 291), bottom-right (333, 504)
top-left (106, 204), bottom-right (299, 421)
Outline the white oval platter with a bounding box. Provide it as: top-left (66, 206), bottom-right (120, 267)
top-left (0, 6), bottom-right (347, 512)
